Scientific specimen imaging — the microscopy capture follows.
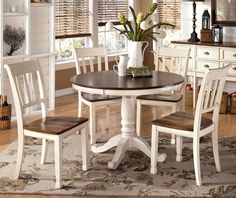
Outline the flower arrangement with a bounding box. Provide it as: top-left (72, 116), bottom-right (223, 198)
top-left (106, 3), bottom-right (174, 42)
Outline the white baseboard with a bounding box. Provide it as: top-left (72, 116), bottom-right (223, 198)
top-left (56, 88), bottom-right (76, 97)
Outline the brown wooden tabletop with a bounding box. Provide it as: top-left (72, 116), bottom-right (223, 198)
top-left (71, 71), bottom-right (184, 90)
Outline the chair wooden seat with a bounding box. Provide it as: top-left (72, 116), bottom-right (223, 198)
top-left (137, 93), bottom-right (183, 102)
top-left (152, 112), bottom-right (212, 131)
top-left (24, 117), bottom-right (88, 135)
top-left (82, 93), bottom-right (121, 102)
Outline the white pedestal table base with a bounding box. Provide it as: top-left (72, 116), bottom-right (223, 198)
top-left (91, 96), bottom-right (167, 169)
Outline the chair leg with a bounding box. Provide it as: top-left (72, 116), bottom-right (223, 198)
top-left (89, 104), bottom-right (96, 144)
top-left (81, 126), bottom-right (89, 171)
top-left (182, 89), bottom-right (186, 112)
top-left (176, 135), bottom-right (183, 162)
top-left (171, 104), bottom-right (177, 145)
top-left (105, 105), bottom-right (110, 131)
top-left (15, 135), bottom-right (24, 180)
top-left (136, 100), bottom-right (142, 136)
top-left (152, 106), bottom-right (157, 120)
top-left (193, 138), bottom-right (202, 186)
top-left (212, 129), bottom-right (221, 172)
top-left (41, 139), bottom-right (47, 165)
top-left (54, 137), bottom-right (62, 189)
top-left (150, 125), bottom-right (159, 174)
top-left (78, 94), bottom-right (83, 117)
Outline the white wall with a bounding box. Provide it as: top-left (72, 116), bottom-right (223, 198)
top-left (181, 0), bottom-right (236, 42)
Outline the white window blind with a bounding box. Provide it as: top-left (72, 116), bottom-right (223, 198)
top-left (158, 0), bottom-right (181, 29)
top-left (55, 0), bottom-right (91, 39)
top-left (98, 0), bottom-right (129, 26)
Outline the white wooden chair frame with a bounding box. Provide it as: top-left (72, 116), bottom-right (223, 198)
top-left (73, 47), bottom-right (121, 144)
top-left (4, 60), bottom-right (89, 188)
top-left (150, 65), bottom-right (231, 186)
top-left (136, 47), bottom-right (191, 144)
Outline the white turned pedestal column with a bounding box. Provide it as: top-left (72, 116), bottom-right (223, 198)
top-left (92, 96), bottom-right (166, 169)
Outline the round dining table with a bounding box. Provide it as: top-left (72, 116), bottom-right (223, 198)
top-left (71, 70), bottom-right (184, 169)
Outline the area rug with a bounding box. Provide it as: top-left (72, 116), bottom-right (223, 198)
top-left (0, 134), bottom-right (236, 197)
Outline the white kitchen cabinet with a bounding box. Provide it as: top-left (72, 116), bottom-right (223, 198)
top-left (172, 41), bottom-right (236, 107)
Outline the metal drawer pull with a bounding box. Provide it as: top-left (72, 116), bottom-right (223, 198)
top-left (204, 64), bottom-right (210, 68)
top-left (204, 52), bottom-right (210, 55)
top-left (233, 54), bottom-right (236, 57)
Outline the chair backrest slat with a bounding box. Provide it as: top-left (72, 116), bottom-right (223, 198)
top-left (73, 47), bottom-right (108, 74)
top-left (31, 71), bottom-right (40, 102)
top-left (203, 80), bottom-right (213, 109)
top-left (194, 65), bottom-right (231, 134)
top-left (23, 74), bottom-right (31, 104)
top-left (81, 58), bottom-right (87, 73)
top-left (97, 56), bottom-right (102, 71)
top-left (89, 58), bottom-right (94, 72)
top-left (4, 60), bottom-right (48, 127)
top-left (209, 80), bottom-right (218, 107)
top-left (15, 75), bottom-right (26, 106)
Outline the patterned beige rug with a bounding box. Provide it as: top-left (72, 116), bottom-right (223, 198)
top-left (0, 134), bottom-right (236, 197)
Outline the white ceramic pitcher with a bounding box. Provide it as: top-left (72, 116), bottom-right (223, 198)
top-left (127, 41), bottom-right (149, 68)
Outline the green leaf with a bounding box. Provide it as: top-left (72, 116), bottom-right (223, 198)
top-left (129, 6), bottom-right (138, 40)
top-left (114, 27), bottom-right (130, 40)
top-left (113, 26), bottom-right (123, 32)
top-left (126, 21), bottom-right (134, 40)
top-left (147, 34), bottom-right (158, 42)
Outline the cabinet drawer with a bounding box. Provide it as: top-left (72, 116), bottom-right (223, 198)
top-left (228, 65), bottom-right (236, 75)
top-left (196, 47), bottom-right (219, 60)
top-left (196, 61), bottom-right (219, 72)
top-left (221, 49), bottom-right (236, 61)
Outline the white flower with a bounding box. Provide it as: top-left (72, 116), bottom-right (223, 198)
top-left (140, 20), bottom-right (150, 30)
top-left (136, 12), bottom-right (144, 24)
top-left (157, 30), bottom-right (166, 39)
top-left (105, 21), bottom-right (114, 31)
top-left (151, 13), bottom-right (158, 24)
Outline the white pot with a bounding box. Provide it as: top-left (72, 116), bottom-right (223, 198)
top-left (127, 41), bottom-right (149, 68)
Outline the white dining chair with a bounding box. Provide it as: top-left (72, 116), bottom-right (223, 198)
top-left (73, 47), bottom-right (121, 144)
top-left (4, 60), bottom-right (89, 189)
top-left (136, 47), bottom-right (190, 144)
top-left (150, 65), bottom-right (231, 186)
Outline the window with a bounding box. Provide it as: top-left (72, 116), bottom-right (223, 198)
top-left (157, 0), bottom-right (181, 29)
top-left (98, 0), bottom-right (130, 53)
top-left (55, 0), bottom-right (91, 61)
top-left (98, 25), bottom-right (127, 53)
top-left (55, 0), bottom-right (133, 61)
top-left (55, 37), bottom-right (87, 60)
top-left (98, 0), bottom-right (129, 26)
top-left (157, 0), bottom-right (181, 47)
top-left (55, 0), bottom-right (91, 39)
